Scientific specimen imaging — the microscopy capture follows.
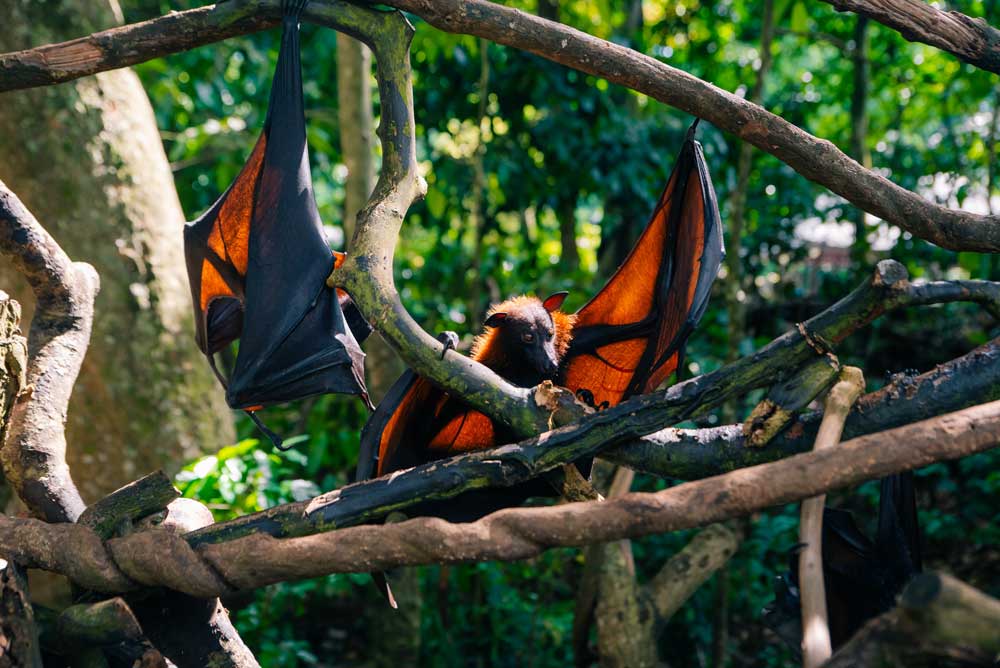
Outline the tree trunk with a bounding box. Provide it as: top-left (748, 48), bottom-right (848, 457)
top-left (0, 0), bottom-right (234, 505)
top-left (850, 16), bottom-right (872, 262)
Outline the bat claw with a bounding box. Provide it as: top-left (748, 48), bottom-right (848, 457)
top-left (438, 331), bottom-right (459, 360)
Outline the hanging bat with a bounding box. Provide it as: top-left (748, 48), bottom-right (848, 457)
top-left (763, 473), bottom-right (924, 651)
top-left (357, 121), bottom-right (724, 517)
top-left (183, 1), bottom-right (371, 448)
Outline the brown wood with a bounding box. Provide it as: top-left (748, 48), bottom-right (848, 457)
top-left (2, 400), bottom-right (998, 598)
top-left (823, 0), bottom-right (1000, 74)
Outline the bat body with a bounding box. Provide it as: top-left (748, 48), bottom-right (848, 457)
top-left (763, 473), bottom-right (924, 650)
top-left (357, 123), bottom-right (724, 516)
top-left (183, 2), bottom-right (370, 447)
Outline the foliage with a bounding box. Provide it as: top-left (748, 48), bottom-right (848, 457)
top-left (127, 0), bottom-right (1000, 664)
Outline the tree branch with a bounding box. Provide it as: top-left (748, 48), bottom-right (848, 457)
top-left (800, 367), bottom-right (865, 668)
top-left (326, 5), bottom-right (549, 437)
top-left (821, 0), bottom-right (1000, 74)
top-left (606, 332), bottom-right (1000, 479)
top-left (646, 523), bottom-right (742, 623)
top-left (0, 556), bottom-right (43, 668)
top-left (823, 573), bottom-right (1000, 667)
top-left (2, 400), bottom-right (998, 598)
top-left (0, 3), bottom-right (996, 250)
top-left (0, 179), bottom-right (95, 523)
top-left (387, 0), bottom-right (1000, 251)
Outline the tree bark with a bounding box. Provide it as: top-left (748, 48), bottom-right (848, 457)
top-left (820, 0), bottom-right (1000, 74)
top-left (0, 557), bottom-right (43, 668)
top-left (799, 368), bottom-right (865, 668)
top-left (0, 0), bottom-right (233, 505)
top-left (337, 33), bottom-right (403, 403)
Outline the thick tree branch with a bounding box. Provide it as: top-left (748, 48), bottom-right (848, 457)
top-left (325, 5), bottom-right (550, 438)
top-left (823, 573), bottom-right (1000, 667)
top-left (607, 331), bottom-right (1000, 478)
top-left (646, 523), bottom-right (741, 623)
top-left (821, 0), bottom-right (1000, 74)
top-left (0, 179), bottom-right (94, 523)
top-left (2, 400), bottom-right (998, 598)
top-left (0, 4), bottom-right (996, 251)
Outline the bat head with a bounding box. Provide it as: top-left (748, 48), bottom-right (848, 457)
top-left (472, 292), bottom-right (576, 387)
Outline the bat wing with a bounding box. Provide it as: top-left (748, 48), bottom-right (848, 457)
top-left (357, 333), bottom-right (470, 480)
top-left (560, 122), bottom-right (724, 408)
top-left (183, 12), bottom-right (370, 415)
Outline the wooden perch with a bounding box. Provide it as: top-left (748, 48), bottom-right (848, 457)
top-left (824, 572), bottom-right (1000, 667)
top-left (820, 0), bottom-right (1000, 74)
top-left (2, 400), bottom-right (998, 598)
top-left (799, 367), bottom-right (865, 668)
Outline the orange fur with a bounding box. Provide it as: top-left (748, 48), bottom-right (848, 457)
top-left (470, 295), bottom-right (577, 368)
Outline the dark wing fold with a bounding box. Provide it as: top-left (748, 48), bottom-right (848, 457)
top-left (560, 123), bottom-right (724, 408)
top-left (183, 13), bottom-right (370, 417)
top-left (358, 332), bottom-right (460, 480)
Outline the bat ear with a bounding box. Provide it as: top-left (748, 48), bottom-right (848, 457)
top-left (542, 292), bottom-right (569, 312)
top-left (483, 312), bottom-right (508, 328)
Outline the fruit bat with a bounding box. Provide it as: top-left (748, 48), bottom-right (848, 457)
top-left (183, 1), bottom-right (371, 448)
top-left (357, 121), bottom-right (724, 513)
top-left (763, 473), bottom-right (924, 651)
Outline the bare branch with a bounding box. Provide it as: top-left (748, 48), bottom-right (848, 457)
top-left (800, 367), bottom-right (865, 668)
top-left (326, 5), bottom-right (549, 437)
top-left (647, 523), bottom-right (742, 622)
top-left (2, 400), bottom-right (998, 598)
top-left (0, 179), bottom-right (94, 523)
top-left (821, 0), bottom-right (1000, 74)
top-left (387, 0), bottom-right (1000, 252)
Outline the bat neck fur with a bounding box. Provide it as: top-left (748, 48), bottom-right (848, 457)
top-left (470, 295), bottom-right (576, 387)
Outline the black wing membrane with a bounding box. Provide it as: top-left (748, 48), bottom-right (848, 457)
top-left (183, 5), bottom-right (370, 446)
top-left (764, 473), bottom-right (923, 650)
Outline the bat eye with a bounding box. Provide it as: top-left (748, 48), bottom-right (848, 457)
top-left (522, 332), bottom-right (535, 343)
